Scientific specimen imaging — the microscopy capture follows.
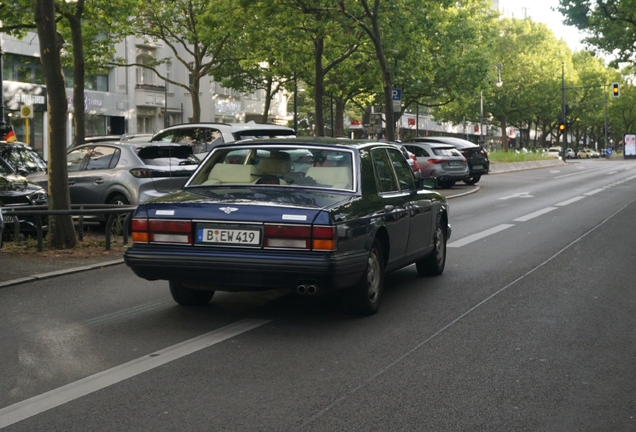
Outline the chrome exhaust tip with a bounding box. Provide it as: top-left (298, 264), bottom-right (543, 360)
top-left (306, 285), bottom-right (318, 295)
top-left (297, 285), bottom-right (307, 295)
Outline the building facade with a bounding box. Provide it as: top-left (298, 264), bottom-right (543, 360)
top-left (1, 32), bottom-right (290, 160)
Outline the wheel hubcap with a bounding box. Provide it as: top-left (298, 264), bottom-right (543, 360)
top-left (435, 227), bottom-right (445, 266)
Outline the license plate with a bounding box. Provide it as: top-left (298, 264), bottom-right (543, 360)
top-left (448, 161), bottom-right (463, 167)
top-left (197, 227), bottom-right (261, 245)
top-left (472, 165), bottom-right (483, 169)
top-left (2, 215), bottom-right (16, 223)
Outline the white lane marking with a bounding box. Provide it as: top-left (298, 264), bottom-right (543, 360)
top-left (607, 171), bottom-right (617, 175)
top-left (0, 319), bottom-right (271, 429)
top-left (584, 188), bottom-right (605, 196)
top-left (555, 196), bottom-right (586, 206)
top-left (498, 192), bottom-right (533, 200)
top-left (514, 207), bottom-right (558, 222)
top-left (448, 224), bottom-right (515, 248)
top-left (554, 168), bottom-right (603, 179)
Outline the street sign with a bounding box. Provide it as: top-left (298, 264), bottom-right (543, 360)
top-left (392, 88), bottom-right (402, 111)
top-left (20, 105), bottom-right (34, 119)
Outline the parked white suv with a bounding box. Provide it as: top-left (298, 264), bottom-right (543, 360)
top-left (150, 121), bottom-right (296, 159)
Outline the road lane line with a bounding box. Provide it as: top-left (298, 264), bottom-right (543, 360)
top-left (513, 207), bottom-right (558, 222)
top-left (447, 224), bottom-right (515, 248)
top-left (0, 318), bottom-right (271, 429)
top-left (555, 196), bottom-right (586, 206)
top-left (584, 188), bottom-right (605, 196)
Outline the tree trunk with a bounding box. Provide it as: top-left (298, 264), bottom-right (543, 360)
top-left (334, 97), bottom-right (345, 137)
top-left (189, 78), bottom-right (201, 122)
top-left (313, 36), bottom-right (325, 136)
top-left (500, 116), bottom-right (509, 151)
top-left (35, 0), bottom-right (77, 249)
top-left (68, 1), bottom-right (85, 147)
top-left (262, 76), bottom-right (273, 123)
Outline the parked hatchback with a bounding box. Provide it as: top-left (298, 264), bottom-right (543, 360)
top-left (150, 121), bottom-right (296, 159)
top-left (27, 143), bottom-right (199, 207)
top-left (402, 142), bottom-right (469, 188)
top-left (402, 137), bottom-right (488, 185)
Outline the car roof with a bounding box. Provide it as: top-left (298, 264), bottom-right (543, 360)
top-left (210, 136), bottom-right (398, 150)
top-left (153, 121), bottom-right (295, 134)
top-left (404, 141), bottom-right (456, 150)
top-left (404, 136), bottom-right (479, 148)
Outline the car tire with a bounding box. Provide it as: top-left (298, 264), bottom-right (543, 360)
top-left (438, 180), bottom-right (455, 189)
top-left (104, 194), bottom-right (130, 235)
top-left (416, 224), bottom-right (447, 276)
top-left (464, 175), bottom-right (481, 185)
top-left (341, 239), bottom-right (384, 315)
top-left (169, 280), bottom-right (215, 306)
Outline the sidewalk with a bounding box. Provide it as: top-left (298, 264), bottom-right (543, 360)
top-left (0, 158), bottom-right (570, 288)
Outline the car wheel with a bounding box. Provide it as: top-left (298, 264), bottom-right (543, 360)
top-left (416, 224), bottom-right (447, 276)
top-left (464, 175), bottom-right (481, 185)
top-left (106, 194), bottom-right (130, 236)
top-left (341, 239), bottom-right (384, 315)
top-left (169, 280), bottom-right (215, 306)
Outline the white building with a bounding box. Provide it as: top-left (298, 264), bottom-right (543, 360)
top-left (1, 32), bottom-right (290, 160)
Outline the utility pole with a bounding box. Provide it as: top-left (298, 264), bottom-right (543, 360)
top-left (561, 62), bottom-right (567, 162)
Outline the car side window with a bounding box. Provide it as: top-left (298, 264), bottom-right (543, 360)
top-left (67, 147), bottom-right (92, 172)
top-left (85, 146), bottom-right (118, 170)
top-left (405, 145), bottom-right (429, 157)
top-left (371, 148), bottom-right (398, 193)
top-left (387, 149), bottom-right (415, 191)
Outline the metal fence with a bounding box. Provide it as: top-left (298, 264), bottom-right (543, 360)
top-left (1, 204), bottom-right (137, 252)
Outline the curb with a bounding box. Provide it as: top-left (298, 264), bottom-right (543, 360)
top-left (0, 258), bottom-right (125, 289)
top-left (445, 185), bottom-right (480, 199)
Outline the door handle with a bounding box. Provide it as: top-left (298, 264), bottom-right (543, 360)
top-left (94, 178), bottom-right (104, 185)
top-left (384, 205), bottom-right (394, 212)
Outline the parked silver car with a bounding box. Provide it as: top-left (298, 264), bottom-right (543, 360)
top-left (27, 143), bottom-right (199, 207)
top-left (150, 121), bottom-right (296, 159)
top-left (402, 142), bottom-right (469, 188)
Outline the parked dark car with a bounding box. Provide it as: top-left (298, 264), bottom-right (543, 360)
top-left (0, 157), bottom-right (48, 236)
top-left (403, 137), bottom-right (489, 185)
top-left (124, 138), bottom-right (451, 315)
top-left (0, 141), bottom-right (47, 175)
top-left (28, 142), bottom-right (199, 208)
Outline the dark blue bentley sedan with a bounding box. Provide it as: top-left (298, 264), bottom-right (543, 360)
top-left (124, 137), bottom-right (451, 315)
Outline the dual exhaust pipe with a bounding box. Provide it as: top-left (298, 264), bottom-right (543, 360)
top-left (297, 284), bottom-right (318, 295)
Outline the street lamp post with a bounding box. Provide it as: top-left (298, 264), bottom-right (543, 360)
top-left (0, 22), bottom-right (9, 138)
top-left (479, 91), bottom-right (484, 146)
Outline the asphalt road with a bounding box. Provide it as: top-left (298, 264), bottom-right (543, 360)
top-left (1, 158), bottom-right (635, 431)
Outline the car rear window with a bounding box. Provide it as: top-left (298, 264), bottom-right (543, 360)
top-left (188, 145), bottom-right (354, 190)
top-left (432, 147), bottom-right (462, 157)
top-left (137, 146), bottom-right (200, 166)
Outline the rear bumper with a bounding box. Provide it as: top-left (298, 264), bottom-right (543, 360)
top-left (124, 245), bottom-right (368, 292)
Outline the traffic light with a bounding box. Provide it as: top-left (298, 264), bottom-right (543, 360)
top-left (612, 82), bottom-right (620, 98)
top-left (558, 122), bottom-right (566, 132)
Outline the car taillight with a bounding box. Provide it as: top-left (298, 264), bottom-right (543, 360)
top-left (263, 224), bottom-right (336, 251)
top-left (427, 158), bottom-right (445, 164)
top-left (130, 168), bottom-right (154, 178)
top-left (410, 154), bottom-right (420, 172)
top-left (132, 217), bottom-right (192, 244)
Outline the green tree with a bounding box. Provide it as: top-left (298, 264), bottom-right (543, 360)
top-left (558, 0), bottom-right (636, 64)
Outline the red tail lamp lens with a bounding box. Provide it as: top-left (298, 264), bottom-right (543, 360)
top-left (312, 226), bottom-right (336, 251)
top-left (147, 219), bottom-right (192, 244)
top-left (264, 224), bottom-right (311, 249)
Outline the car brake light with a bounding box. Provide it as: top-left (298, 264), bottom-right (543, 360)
top-left (132, 218), bottom-right (193, 244)
top-left (132, 218), bottom-right (149, 243)
top-left (263, 224), bottom-right (336, 251)
top-left (312, 226), bottom-right (336, 251)
top-left (427, 158), bottom-right (445, 164)
top-left (130, 168), bottom-right (154, 178)
top-left (410, 154), bottom-right (420, 172)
